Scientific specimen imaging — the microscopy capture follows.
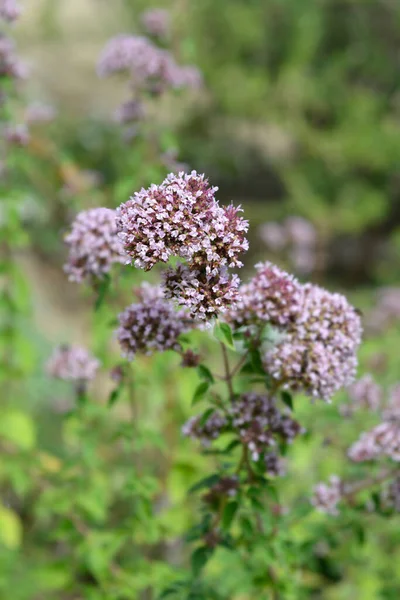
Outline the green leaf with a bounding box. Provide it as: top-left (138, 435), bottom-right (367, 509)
top-left (0, 505), bottom-right (22, 549)
top-left (191, 546), bottom-right (212, 576)
top-left (281, 391), bottom-right (293, 411)
top-left (197, 364), bottom-right (215, 384)
top-left (222, 501), bottom-right (239, 530)
top-left (0, 410), bottom-right (36, 450)
top-left (192, 381), bottom-right (210, 405)
top-left (199, 408), bottom-right (215, 427)
top-left (189, 474), bottom-right (220, 494)
top-left (108, 385), bottom-right (122, 407)
top-left (213, 321), bottom-right (235, 350)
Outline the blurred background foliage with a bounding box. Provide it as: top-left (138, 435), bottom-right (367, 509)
top-left (1, 0), bottom-right (400, 598)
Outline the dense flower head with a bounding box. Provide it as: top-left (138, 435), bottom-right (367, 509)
top-left (117, 283), bottom-right (195, 359)
top-left (116, 171), bottom-right (248, 273)
top-left (259, 216), bottom-right (317, 275)
top-left (230, 392), bottom-right (303, 461)
top-left (0, 0), bottom-right (21, 22)
top-left (141, 8), bottom-right (170, 39)
top-left (285, 216), bottom-right (316, 247)
top-left (311, 476), bottom-right (342, 515)
top-left (25, 102), bottom-right (56, 124)
top-left (346, 374), bottom-right (382, 412)
top-left (64, 207), bottom-right (126, 283)
top-left (182, 411), bottom-right (227, 445)
top-left (113, 99), bottom-right (145, 124)
top-left (46, 345), bottom-right (100, 382)
top-left (348, 422), bottom-right (400, 462)
top-left (4, 123), bottom-right (29, 145)
top-left (183, 392), bottom-right (302, 471)
top-left (384, 383), bottom-right (400, 421)
top-left (97, 34), bottom-right (201, 94)
top-left (265, 452), bottom-right (286, 477)
top-left (264, 283), bottom-right (362, 401)
top-left (162, 264), bottom-right (240, 320)
top-left (368, 286), bottom-right (400, 333)
top-left (227, 261), bottom-right (303, 330)
top-left (0, 36), bottom-right (26, 79)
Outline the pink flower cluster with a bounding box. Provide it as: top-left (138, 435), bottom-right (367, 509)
top-left (311, 475), bottom-right (342, 515)
top-left (227, 261), bottom-right (303, 329)
top-left (0, 0), bottom-right (21, 22)
top-left (97, 34), bottom-right (202, 95)
top-left (348, 382), bottom-right (400, 462)
top-left (117, 283), bottom-right (195, 359)
top-left (346, 374), bottom-right (382, 412)
top-left (64, 208), bottom-right (126, 283)
top-left (260, 216), bottom-right (317, 275)
top-left (0, 36), bottom-right (26, 79)
top-left (183, 392), bottom-right (302, 470)
top-left (46, 345), bottom-right (100, 382)
top-left (141, 8), bottom-right (170, 39)
top-left (368, 286), bottom-right (400, 334)
top-left (263, 283), bottom-right (362, 401)
top-left (117, 171), bottom-right (248, 318)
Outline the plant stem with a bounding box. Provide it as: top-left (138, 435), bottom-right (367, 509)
top-left (220, 342), bottom-right (234, 400)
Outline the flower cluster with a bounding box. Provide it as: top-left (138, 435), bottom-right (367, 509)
top-left (0, 36), bottom-right (26, 79)
top-left (97, 34), bottom-right (201, 95)
top-left (0, 0), bottom-right (21, 22)
top-left (368, 286), bottom-right (400, 334)
top-left (117, 283), bottom-right (195, 360)
top-left (345, 374), bottom-right (382, 412)
top-left (46, 345), bottom-right (100, 382)
top-left (311, 476), bottom-right (342, 515)
top-left (162, 264), bottom-right (240, 319)
top-left (116, 171), bottom-right (248, 318)
top-left (263, 283), bottom-right (362, 401)
top-left (260, 216), bottom-right (317, 275)
top-left (141, 8), bottom-right (170, 39)
top-left (182, 412), bottom-right (227, 445)
top-left (64, 207), bottom-right (126, 283)
top-left (183, 393), bottom-right (302, 470)
top-left (227, 261), bottom-right (303, 330)
top-left (384, 384), bottom-right (400, 421)
top-left (348, 422), bottom-right (400, 463)
top-left (230, 393), bottom-right (302, 460)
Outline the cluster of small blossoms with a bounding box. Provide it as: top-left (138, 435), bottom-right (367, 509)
top-left (260, 216), bottom-right (317, 275)
top-left (24, 102), bottom-right (56, 125)
top-left (182, 412), bottom-right (227, 445)
top-left (227, 261), bottom-right (303, 330)
top-left (116, 171), bottom-right (248, 318)
top-left (368, 286), bottom-right (400, 334)
top-left (0, 0), bottom-right (21, 22)
top-left (384, 383), bottom-right (400, 420)
top-left (348, 382), bottom-right (400, 462)
top-left (64, 208), bottom-right (126, 283)
top-left (0, 36), bottom-right (25, 79)
top-left (162, 264), bottom-right (240, 319)
top-left (344, 374), bottom-right (382, 413)
top-left (141, 8), bottom-right (170, 39)
top-left (97, 33), bottom-right (201, 100)
top-left (348, 422), bottom-right (400, 463)
top-left (46, 345), bottom-right (100, 382)
top-left (117, 283), bottom-right (195, 360)
top-left (263, 283), bottom-right (362, 401)
top-left (311, 475), bottom-right (343, 516)
top-left (183, 393), bottom-right (302, 469)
